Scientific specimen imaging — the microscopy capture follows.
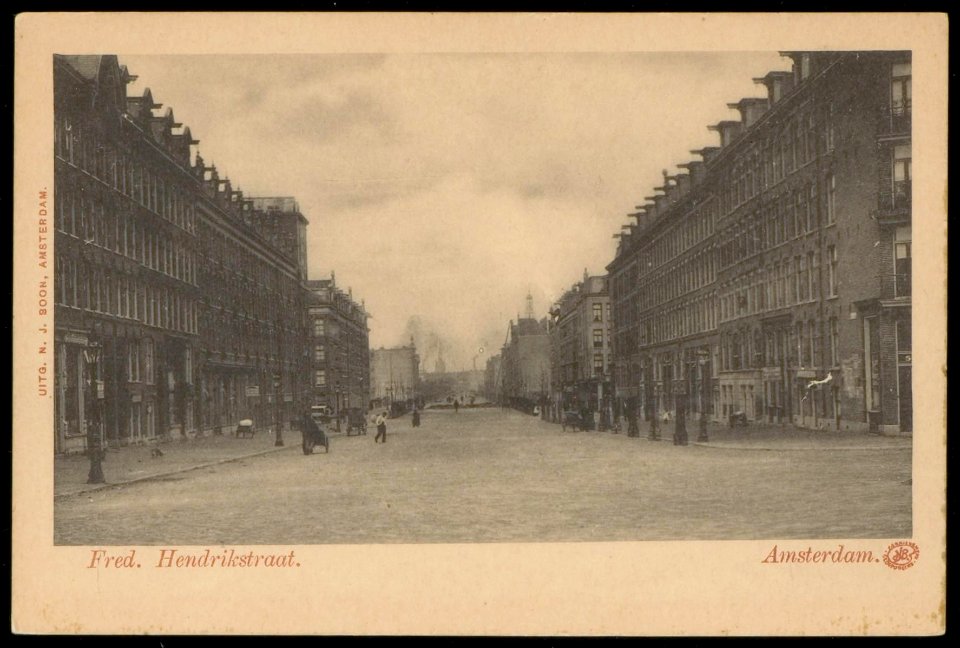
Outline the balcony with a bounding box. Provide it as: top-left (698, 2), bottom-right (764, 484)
top-left (879, 101), bottom-right (911, 137)
top-left (876, 180), bottom-right (911, 226)
top-left (879, 272), bottom-right (911, 302)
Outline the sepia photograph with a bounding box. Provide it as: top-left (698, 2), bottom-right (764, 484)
top-left (13, 12), bottom-right (946, 636)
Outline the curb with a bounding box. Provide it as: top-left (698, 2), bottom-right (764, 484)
top-left (54, 443), bottom-right (295, 500)
top-left (690, 441), bottom-right (912, 452)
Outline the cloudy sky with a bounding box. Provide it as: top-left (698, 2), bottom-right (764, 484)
top-left (123, 52), bottom-right (790, 371)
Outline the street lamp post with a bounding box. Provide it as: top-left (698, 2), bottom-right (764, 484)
top-left (273, 372), bottom-right (284, 446)
top-left (697, 349), bottom-right (710, 442)
top-left (84, 341), bottom-right (105, 484)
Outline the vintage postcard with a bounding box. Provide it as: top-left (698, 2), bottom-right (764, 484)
top-left (12, 12), bottom-right (947, 635)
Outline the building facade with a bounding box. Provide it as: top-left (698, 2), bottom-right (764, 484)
top-left (484, 354), bottom-right (502, 403)
top-left (500, 317), bottom-right (552, 409)
top-left (369, 343), bottom-right (420, 406)
top-left (608, 51), bottom-right (912, 434)
top-left (550, 272), bottom-right (613, 417)
top-left (305, 275), bottom-right (370, 415)
top-left (194, 184), bottom-right (309, 437)
top-left (53, 54), bottom-right (311, 453)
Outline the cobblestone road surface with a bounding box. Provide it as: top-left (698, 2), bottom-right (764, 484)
top-left (54, 408), bottom-right (911, 545)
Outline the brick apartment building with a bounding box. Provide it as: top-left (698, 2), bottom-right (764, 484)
top-left (608, 51), bottom-right (912, 434)
top-left (305, 275), bottom-right (370, 415)
top-left (549, 272), bottom-right (613, 422)
top-left (53, 54), bottom-right (311, 453)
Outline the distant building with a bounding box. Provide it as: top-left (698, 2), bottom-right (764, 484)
top-left (549, 271), bottom-right (612, 416)
top-left (608, 51), bottom-right (912, 434)
top-left (305, 275), bottom-right (370, 414)
top-left (421, 369), bottom-right (485, 402)
top-left (500, 316), bottom-right (552, 408)
top-left (370, 342), bottom-right (420, 405)
top-left (245, 197), bottom-right (309, 282)
top-left (484, 354), bottom-right (502, 402)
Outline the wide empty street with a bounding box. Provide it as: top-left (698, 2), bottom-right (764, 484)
top-left (54, 408), bottom-right (911, 545)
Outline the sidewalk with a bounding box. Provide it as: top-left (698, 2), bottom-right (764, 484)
top-left (689, 421), bottom-right (912, 451)
top-left (544, 417), bottom-right (912, 452)
top-left (55, 429), bottom-right (299, 499)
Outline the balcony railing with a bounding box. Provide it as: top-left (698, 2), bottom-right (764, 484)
top-left (880, 101), bottom-right (912, 136)
top-left (879, 272), bottom-right (912, 300)
top-left (876, 180), bottom-right (911, 226)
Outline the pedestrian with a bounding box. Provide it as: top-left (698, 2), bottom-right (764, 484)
top-left (412, 407), bottom-right (421, 428)
top-left (374, 411), bottom-right (388, 443)
top-left (454, 399), bottom-right (459, 413)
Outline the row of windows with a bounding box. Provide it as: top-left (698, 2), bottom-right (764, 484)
top-left (55, 255), bottom-right (199, 334)
top-left (56, 186), bottom-right (198, 286)
top-left (55, 117), bottom-right (197, 234)
top-left (718, 248), bottom-right (838, 324)
top-left (637, 250), bottom-right (717, 312)
top-left (637, 200), bottom-right (718, 277)
top-left (198, 221), bottom-right (299, 322)
top-left (718, 103), bottom-right (835, 217)
top-left (122, 338), bottom-right (157, 384)
top-left (719, 319), bottom-right (840, 373)
top-left (718, 177), bottom-right (835, 269)
top-left (638, 295), bottom-right (718, 347)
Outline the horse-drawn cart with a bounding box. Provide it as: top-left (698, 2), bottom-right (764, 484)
top-left (345, 407), bottom-right (367, 436)
top-left (301, 409), bottom-right (330, 455)
top-left (561, 410), bottom-right (588, 432)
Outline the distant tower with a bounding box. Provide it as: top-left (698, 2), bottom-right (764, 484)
top-left (435, 339), bottom-right (446, 374)
top-left (525, 292), bottom-right (535, 320)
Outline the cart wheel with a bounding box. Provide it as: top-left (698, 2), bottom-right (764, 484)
top-left (302, 435), bottom-right (315, 455)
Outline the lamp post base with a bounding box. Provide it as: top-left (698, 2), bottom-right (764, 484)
top-left (87, 452), bottom-right (105, 484)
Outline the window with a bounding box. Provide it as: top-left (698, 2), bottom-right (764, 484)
top-left (129, 402), bottom-right (142, 440)
top-left (895, 225), bottom-right (911, 297)
top-left (593, 328), bottom-right (603, 348)
top-left (792, 256), bottom-right (801, 304)
top-left (896, 318), bottom-right (912, 362)
top-left (314, 345), bottom-right (325, 362)
top-left (315, 369), bottom-right (326, 387)
top-left (593, 353), bottom-right (604, 375)
top-left (891, 62), bottom-right (912, 116)
top-left (127, 340), bottom-right (140, 382)
top-left (593, 303), bottom-right (602, 322)
top-left (893, 144), bottom-right (911, 209)
top-left (798, 256), bottom-right (809, 302)
top-left (795, 191), bottom-right (805, 236)
top-left (143, 339), bottom-right (154, 384)
top-left (829, 318), bottom-right (839, 366)
top-left (313, 318), bottom-right (325, 337)
top-left (808, 320), bottom-right (818, 367)
top-left (827, 246), bottom-right (838, 297)
top-left (825, 174), bottom-right (836, 224)
top-left (796, 322), bottom-right (805, 367)
top-left (825, 103), bottom-right (835, 151)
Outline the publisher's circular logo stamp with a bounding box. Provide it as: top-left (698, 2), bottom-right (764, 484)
top-left (882, 541), bottom-right (920, 571)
